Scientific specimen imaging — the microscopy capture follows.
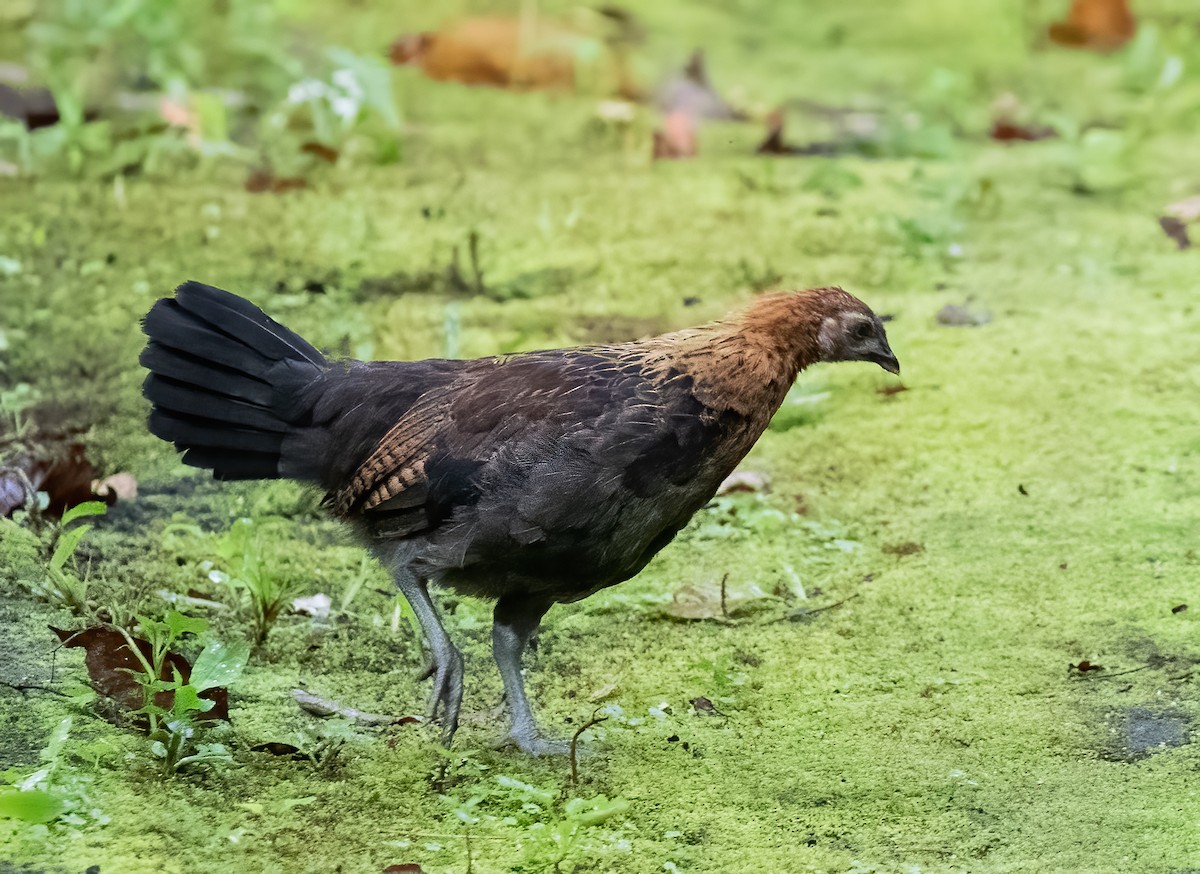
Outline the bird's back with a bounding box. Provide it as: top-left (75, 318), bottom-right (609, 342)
top-left (332, 340), bottom-right (789, 601)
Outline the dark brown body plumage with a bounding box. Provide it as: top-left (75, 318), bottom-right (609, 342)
top-left (141, 282), bottom-right (898, 751)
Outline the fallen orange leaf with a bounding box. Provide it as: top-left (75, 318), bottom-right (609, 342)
top-left (389, 16), bottom-right (607, 92)
top-left (1048, 0), bottom-right (1135, 52)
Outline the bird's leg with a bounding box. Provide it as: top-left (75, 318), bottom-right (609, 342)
top-left (393, 568), bottom-right (463, 745)
top-left (492, 595), bottom-right (567, 755)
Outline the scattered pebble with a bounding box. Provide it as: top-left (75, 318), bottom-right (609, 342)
top-left (716, 470), bottom-right (770, 495)
top-left (937, 302), bottom-right (992, 327)
top-left (292, 592), bottom-right (332, 620)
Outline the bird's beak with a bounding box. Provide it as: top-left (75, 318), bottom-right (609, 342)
top-left (867, 339), bottom-right (900, 375)
top-left (876, 352), bottom-right (900, 375)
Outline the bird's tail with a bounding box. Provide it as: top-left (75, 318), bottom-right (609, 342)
top-left (140, 281), bottom-right (328, 481)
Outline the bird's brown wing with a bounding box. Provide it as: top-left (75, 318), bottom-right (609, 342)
top-left (330, 392), bottom-right (449, 516)
top-left (329, 349), bottom-right (651, 531)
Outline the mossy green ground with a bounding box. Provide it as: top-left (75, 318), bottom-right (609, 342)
top-left (3, 1), bottom-right (1200, 871)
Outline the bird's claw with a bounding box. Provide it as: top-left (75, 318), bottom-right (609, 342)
top-left (501, 727), bottom-right (573, 756)
top-left (424, 647), bottom-right (465, 744)
top-left (415, 656), bottom-right (435, 682)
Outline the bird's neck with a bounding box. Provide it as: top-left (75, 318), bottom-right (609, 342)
top-left (650, 305), bottom-right (824, 419)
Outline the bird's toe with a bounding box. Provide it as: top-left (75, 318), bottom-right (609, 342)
top-left (507, 729), bottom-right (572, 756)
top-left (423, 647), bottom-right (465, 743)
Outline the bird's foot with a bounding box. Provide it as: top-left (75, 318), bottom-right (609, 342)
top-left (423, 646), bottom-right (465, 744)
top-left (500, 725), bottom-right (573, 756)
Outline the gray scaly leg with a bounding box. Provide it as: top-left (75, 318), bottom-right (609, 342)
top-left (392, 567), bottom-right (464, 745)
top-left (492, 595), bottom-right (568, 755)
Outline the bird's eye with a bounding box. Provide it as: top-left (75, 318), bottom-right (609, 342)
top-left (853, 322), bottom-right (874, 340)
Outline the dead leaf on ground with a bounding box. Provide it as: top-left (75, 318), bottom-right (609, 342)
top-left (990, 120), bottom-right (1056, 142)
top-left (1071, 659), bottom-right (1105, 673)
top-left (50, 625), bottom-right (228, 724)
top-left (300, 141), bottom-right (339, 163)
top-left (0, 83), bottom-right (81, 130)
top-left (245, 169), bottom-right (308, 194)
top-left (662, 581), bottom-right (768, 621)
top-left (250, 741), bottom-right (308, 759)
top-left (388, 15), bottom-right (634, 96)
top-left (2, 427), bottom-right (124, 518)
top-left (1160, 216), bottom-right (1190, 250)
top-left (690, 695), bottom-right (718, 714)
top-left (589, 681), bottom-right (620, 702)
top-left (882, 541), bottom-right (924, 556)
top-left (1048, 0), bottom-right (1135, 52)
top-left (657, 50), bottom-right (746, 121)
top-left (1158, 196), bottom-right (1200, 250)
top-left (877, 384), bottom-right (909, 397)
top-left (716, 470), bottom-right (770, 496)
top-left (989, 93), bottom-right (1056, 143)
top-left (755, 109), bottom-right (841, 156)
top-left (383, 865), bottom-right (424, 874)
top-left (652, 110), bottom-right (696, 160)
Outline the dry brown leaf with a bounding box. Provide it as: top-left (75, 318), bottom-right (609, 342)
top-left (1158, 195), bottom-right (1200, 250)
top-left (389, 16), bottom-right (623, 92)
top-left (1160, 216), bottom-right (1190, 250)
top-left (2, 441), bottom-right (119, 518)
top-left (990, 120), bottom-right (1056, 142)
top-left (51, 625), bottom-right (228, 724)
top-left (245, 169), bottom-right (308, 194)
top-left (250, 741), bottom-right (308, 759)
top-left (1048, 0), bottom-right (1135, 52)
top-left (755, 108), bottom-right (850, 157)
top-left (300, 141), bottom-right (340, 164)
top-left (652, 110), bottom-right (696, 160)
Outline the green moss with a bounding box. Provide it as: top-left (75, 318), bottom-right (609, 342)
top-left (4, 0), bottom-right (1200, 870)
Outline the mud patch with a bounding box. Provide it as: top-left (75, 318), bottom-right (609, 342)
top-left (1102, 707), bottom-right (1191, 762)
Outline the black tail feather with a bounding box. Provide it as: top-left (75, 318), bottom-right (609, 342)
top-left (141, 282), bottom-right (327, 481)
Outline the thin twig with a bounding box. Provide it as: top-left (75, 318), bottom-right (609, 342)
top-left (804, 593), bottom-right (860, 615)
top-left (569, 707), bottom-right (608, 787)
top-left (1089, 665), bottom-right (1152, 681)
top-left (292, 688), bottom-right (421, 726)
top-left (0, 681), bottom-right (71, 698)
top-left (719, 573), bottom-right (729, 619)
top-left (467, 229), bottom-right (484, 294)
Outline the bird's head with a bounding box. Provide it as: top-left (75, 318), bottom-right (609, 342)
top-left (737, 287), bottom-right (900, 376)
top-left (812, 289), bottom-right (900, 375)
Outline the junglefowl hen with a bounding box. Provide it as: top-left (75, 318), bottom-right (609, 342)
top-left (141, 282), bottom-right (898, 753)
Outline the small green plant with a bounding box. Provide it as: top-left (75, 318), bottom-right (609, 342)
top-left (260, 47), bottom-right (401, 174)
top-left (0, 717), bottom-right (106, 830)
top-left (2, 499), bottom-right (106, 612)
top-left (542, 795), bottom-right (630, 872)
top-left (439, 767), bottom-right (629, 872)
top-left (689, 655), bottom-right (748, 710)
top-left (117, 611), bottom-right (249, 775)
top-left (39, 500), bottom-right (107, 612)
top-left (211, 517), bottom-right (304, 645)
